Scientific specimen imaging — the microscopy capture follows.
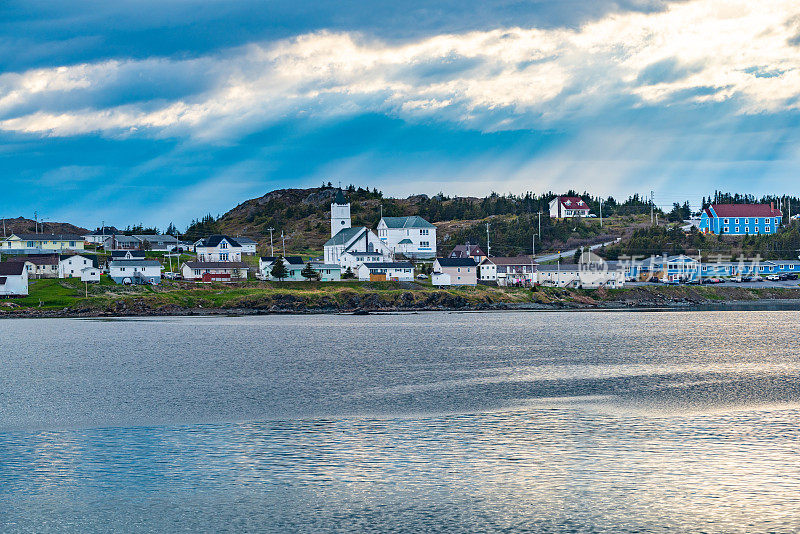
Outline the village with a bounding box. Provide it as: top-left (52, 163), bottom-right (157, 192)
top-left (1, 190), bottom-right (799, 299)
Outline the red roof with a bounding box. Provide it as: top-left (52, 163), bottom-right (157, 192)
top-left (558, 196), bottom-right (589, 210)
top-left (708, 204), bottom-right (782, 218)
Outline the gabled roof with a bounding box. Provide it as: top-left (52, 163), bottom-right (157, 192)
top-left (436, 257), bottom-right (477, 267)
top-left (111, 250), bottom-right (146, 258)
top-left (345, 251), bottom-right (384, 256)
top-left (483, 256), bottom-right (535, 266)
top-left (449, 244), bottom-right (486, 258)
top-left (706, 204), bottom-right (783, 218)
top-left (310, 263), bottom-right (341, 269)
top-left (362, 262), bottom-right (414, 269)
top-left (197, 235), bottom-right (241, 248)
top-left (285, 256), bottom-right (304, 265)
top-left (0, 262), bottom-right (27, 275)
top-left (334, 189), bottom-right (349, 205)
top-left (110, 260), bottom-right (162, 267)
top-left (324, 226), bottom-right (365, 247)
top-left (234, 237), bottom-right (257, 245)
top-left (537, 263), bottom-right (581, 272)
top-left (107, 234), bottom-right (140, 243)
top-left (555, 196), bottom-right (589, 209)
top-left (7, 254), bottom-right (59, 266)
top-left (381, 216), bottom-right (435, 229)
top-left (59, 254), bottom-right (100, 268)
top-left (184, 261), bottom-right (249, 269)
top-left (133, 234), bottom-right (179, 243)
top-left (397, 238), bottom-right (413, 244)
top-left (9, 233), bottom-right (84, 241)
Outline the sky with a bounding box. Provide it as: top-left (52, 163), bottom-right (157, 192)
top-left (2, 0), bottom-right (800, 230)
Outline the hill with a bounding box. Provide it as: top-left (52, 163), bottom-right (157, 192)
top-left (1, 217), bottom-right (89, 237)
top-left (184, 186), bottom-right (652, 257)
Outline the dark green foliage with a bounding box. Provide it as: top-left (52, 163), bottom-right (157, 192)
top-left (184, 214), bottom-right (220, 241)
top-left (301, 262), bottom-right (319, 281)
top-left (342, 266), bottom-right (356, 279)
top-left (270, 256), bottom-right (289, 281)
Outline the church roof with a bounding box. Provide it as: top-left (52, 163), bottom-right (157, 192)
top-left (334, 189), bottom-right (349, 205)
top-left (381, 216), bottom-right (435, 229)
top-left (324, 226), bottom-right (364, 247)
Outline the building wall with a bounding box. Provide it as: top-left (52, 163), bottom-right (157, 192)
top-left (196, 243), bottom-right (242, 262)
top-left (377, 223), bottom-right (436, 258)
top-left (5, 238), bottom-right (85, 251)
top-left (0, 272), bottom-right (29, 296)
top-left (438, 265), bottom-right (477, 286)
top-left (59, 256), bottom-right (95, 278)
top-left (701, 208), bottom-right (782, 235)
top-left (110, 265), bottom-right (161, 283)
top-left (331, 202), bottom-right (351, 237)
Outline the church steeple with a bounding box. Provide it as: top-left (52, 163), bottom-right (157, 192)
top-left (331, 188), bottom-right (351, 237)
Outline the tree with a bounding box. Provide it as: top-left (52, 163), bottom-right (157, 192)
top-left (342, 266), bottom-right (356, 279)
top-left (165, 222), bottom-right (177, 236)
top-left (301, 262), bottom-right (319, 281)
top-left (139, 239), bottom-right (152, 251)
top-left (270, 256), bottom-right (289, 281)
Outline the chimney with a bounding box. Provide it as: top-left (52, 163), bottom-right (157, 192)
top-left (771, 202), bottom-right (774, 210)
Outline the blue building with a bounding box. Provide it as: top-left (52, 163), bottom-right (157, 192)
top-left (699, 204), bottom-right (782, 235)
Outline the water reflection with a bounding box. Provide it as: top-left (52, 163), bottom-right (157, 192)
top-left (0, 311), bottom-right (799, 532)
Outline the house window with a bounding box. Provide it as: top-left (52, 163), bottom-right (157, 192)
top-left (724, 227), bottom-right (729, 232)
top-left (120, 267), bottom-right (126, 272)
top-left (69, 241), bottom-right (76, 247)
top-left (724, 218), bottom-right (729, 224)
top-left (420, 241), bottom-right (429, 247)
top-left (735, 219), bottom-right (739, 224)
top-left (27, 241), bottom-right (34, 247)
top-left (420, 229), bottom-right (429, 236)
top-left (765, 227), bottom-right (771, 233)
top-left (735, 227), bottom-right (739, 233)
top-left (221, 242), bottom-right (228, 249)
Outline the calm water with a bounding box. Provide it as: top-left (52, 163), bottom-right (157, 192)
top-left (1, 311), bottom-right (799, 533)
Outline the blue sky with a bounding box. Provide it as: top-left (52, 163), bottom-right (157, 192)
top-left (2, 0), bottom-right (800, 229)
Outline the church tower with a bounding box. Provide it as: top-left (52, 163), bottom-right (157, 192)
top-left (331, 189), bottom-right (351, 237)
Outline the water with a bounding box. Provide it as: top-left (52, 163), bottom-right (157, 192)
top-left (1, 311), bottom-right (799, 532)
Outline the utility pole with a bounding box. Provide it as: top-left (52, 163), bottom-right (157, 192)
top-left (266, 227), bottom-right (275, 256)
top-left (698, 249), bottom-right (702, 285)
top-left (650, 190), bottom-right (654, 225)
top-left (486, 222), bottom-right (490, 257)
top-left (281, 231), bottom-right (286, 257)
top-left (34, 211), bottom-right (38, 234)
top-left (599, 199), bottom-right (603, 228)
top-left (538, 211), bottom-right (542, 241)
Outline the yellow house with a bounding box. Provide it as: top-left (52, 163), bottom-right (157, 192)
top-left (3, 233), bottom-right (85, 252)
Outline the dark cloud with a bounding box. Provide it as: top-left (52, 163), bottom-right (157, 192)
top-left (0, 0), bottom-right (685, 72)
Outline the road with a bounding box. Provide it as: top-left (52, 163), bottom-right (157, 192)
top-left (534, 238), bottom-right (621, 263)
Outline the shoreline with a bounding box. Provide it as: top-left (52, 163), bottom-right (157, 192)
top-left (4, 294), bottom-right (800, 319)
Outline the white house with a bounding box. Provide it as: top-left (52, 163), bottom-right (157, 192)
top-left (258, 256), bottom-right (305, 280)
top-left (109, 260), bottom-right (162, 285)
top-left (549, 196), bottom-right (591, 219)
top-left (83, 226), bottom-right (120, 244)
top-left (0, 262), bottom-right (29, 296)
top-left (340, 251), bottom-right (389, 272)
top-left (536, 264), bottom-right (625, 288)
top-left (58, 254), bottom-right (98, 278)
top-left (478, 256), bottom-right (536, 286)
top-left (377, 216), bottom-right (436, 258)
top-left (324, 190), bottom-right (392, 267)
top-left (9, 254), bottom-right (59, 279)
top-left (80, 267), bottom-right (101, 282)
top-left (110, 250), bottom-right (146, 261)
top-left (357, 262), bottom-right (415, 281)
top-left (235, 237), bottom-right (258, 255)
top-left (182, 261), bottom-right (249, 282)
top-left (195, 235), bottom-right (243, 262)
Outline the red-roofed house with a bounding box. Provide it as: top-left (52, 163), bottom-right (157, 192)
top-left (549, 196), bottom-right (590, 219)
top-left (699, 204), bottom-right (782, 235)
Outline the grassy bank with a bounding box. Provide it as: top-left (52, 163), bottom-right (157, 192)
top-left (3, 277), bottom-right (800, 317)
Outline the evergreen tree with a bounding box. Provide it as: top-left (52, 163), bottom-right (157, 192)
top-left (342, 266), bottom-right (356, 279)
top-left (301, 262), bottom-right (319, 281)
top-left (270, 256), bottom-right (289, 281)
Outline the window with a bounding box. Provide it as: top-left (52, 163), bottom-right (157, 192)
top-left (27, 241), bottom-right (34, 248)
top-left (420, 229), bottom-right (429, 236)
top-left (735, 227), bottom-right (740, 233)
top-left (765, 227), bottom-right (771, 233)
top-left (724, 218), bottom-right (729, 224)
top-left (69, 241), bottom-right (76, 247)
top-left (221, 242), bottom-right (228, 249)
top-left (420, 241), bottom-right (429, 247)
top-left (735, 218), bottom-right (739, 224)
top-left (724, 226), bottom-right (729, 233)
top-left (120, 267), bottom-right (126, 272)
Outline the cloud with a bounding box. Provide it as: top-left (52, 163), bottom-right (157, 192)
top-left (1, 0), bottom-right (799, 140)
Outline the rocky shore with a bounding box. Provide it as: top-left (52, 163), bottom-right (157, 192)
top-left (3, 284), bottom-right (800, 319)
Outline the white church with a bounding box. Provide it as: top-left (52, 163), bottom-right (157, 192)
top-left (323, 190), bottom-right (393, 269)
